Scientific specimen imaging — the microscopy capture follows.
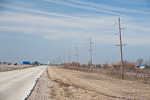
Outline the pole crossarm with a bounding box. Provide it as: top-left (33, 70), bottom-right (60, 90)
top-left (115, 44), bottom-right (127, 46)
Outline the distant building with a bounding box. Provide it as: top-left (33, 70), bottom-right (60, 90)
top-left (140, 64), bottom-right (146, 69)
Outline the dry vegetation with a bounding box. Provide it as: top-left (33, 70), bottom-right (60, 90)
top-left (63, 61), bottom-right (150, 84)
top-left (0, 64), bottom-right (33, 72)
top-left (48, 66), bottom-right (150, 100)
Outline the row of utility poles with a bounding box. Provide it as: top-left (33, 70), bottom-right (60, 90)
top-left (63, 36), bottom-right (93, 71)
top-left (62, 17), bottom-right (125, 79)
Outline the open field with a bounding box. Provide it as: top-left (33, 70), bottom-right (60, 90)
top-left (0, 64), bottom-right (34, 72)
top-left (67, 67), bottom-right (150, 84)
top-left (48, 66), bottom-right (150, 100)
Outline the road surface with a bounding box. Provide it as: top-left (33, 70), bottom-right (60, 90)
top-left (0, 66), bottom-right (46, 100)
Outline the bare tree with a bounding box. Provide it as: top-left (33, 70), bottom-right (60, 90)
top-left (111, 62), bottom-right (120, 70)
top-left (103, 61), bottom-right (109, 69)
top-left (136, 58), bottom-right (143, 67)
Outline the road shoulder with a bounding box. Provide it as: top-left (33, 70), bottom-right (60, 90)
top-left (27, 67), bottom-right (57, 100)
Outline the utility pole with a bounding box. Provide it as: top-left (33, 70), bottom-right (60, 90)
top-left (88, 36), bottom-right (93, 72)
top-left (58, 55), bottom-right (61, 66)
top-left (68, 50), bottom-right (70, 69)
top-left (63, 55), bottom-right (65, 67)
top-left (75, 45), bottom-right (79, 70)
top-left (118, 17), bottom-right (125, 79)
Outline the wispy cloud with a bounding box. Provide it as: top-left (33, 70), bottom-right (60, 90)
top-left (0, 11), bottom-right (116, 42)
top-left (0, 10), bottom-right (149, 46)
top-left (69, 0), bottom-right (150, 14)
top-left (124, 37), bottom-right (150, 46)
top-left (0, 1), bottom-right (150, 46)
top-left (0, 26), bottom-right (38, 35)
top-left (44, 0), bottom-right (126, 16)
top-left (44, 0), bottom-right (150, 17)
top-left (112, 0), bottom-right (150, 5)
top-left (0, 0), bottom-right (150, 64)
top-left (0, 3), bottom-right (80, 19)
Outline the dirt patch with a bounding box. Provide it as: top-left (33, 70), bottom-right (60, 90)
top-left (48, 66), bottom-right (150, 100)
top-left (49, 81), bottom-right (111, 100)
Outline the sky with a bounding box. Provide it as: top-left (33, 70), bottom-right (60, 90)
top-left (0, 0), bottom-right (150, 64)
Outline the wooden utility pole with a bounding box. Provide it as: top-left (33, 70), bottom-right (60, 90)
top-left (89, 36), bottom-right (92, 72)
top-left (68, 50), bottom-right (70, 69)
top-left (63, 55), bottom-right (65, 67)
top-left (118, 17), bottom-right (124, 79)
top-left (58, 55), bottom-right (61, 66)
top-left (75, 45), bottom-right (79, 70)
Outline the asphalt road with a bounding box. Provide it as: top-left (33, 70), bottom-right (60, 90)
top-left (0, 66), bottom-right (46, 100)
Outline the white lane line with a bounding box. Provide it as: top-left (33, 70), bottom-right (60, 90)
top-left (21, 66), bottom-right (46, 100)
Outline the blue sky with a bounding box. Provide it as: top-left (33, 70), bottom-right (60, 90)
top-left (0, 0), bottom-right (150, 64)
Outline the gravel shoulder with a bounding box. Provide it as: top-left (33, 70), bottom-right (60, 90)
top-left (48, 66), bottom-right (150, 100)
top-left (27, 66), bottom-right (57, 100)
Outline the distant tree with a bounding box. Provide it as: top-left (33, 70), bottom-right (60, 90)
top-left (124, 62), bottom-right (136, 70)
top-left (136, 58), bottom-right (143, 67)
top-left (88, 61), bottom-right (90, 68)
top-left (103, 61), bottom-right (109, 69)
top-left (122, 60), bottom-right (128, 67)
top-left (81, 64), bottom-right (88, 68)
top-left (111, 62), bottom-right (120, 70)
top-left (145, 65), bottom-right (150, 69)
top-left (144, 59), bottom-right (150, 66)
top-left (71, 61), bottom-right (76, 67)
top-left (96, 64), bottom-right (101, 68)
top-left (70, 61), bottom-right (80, 67)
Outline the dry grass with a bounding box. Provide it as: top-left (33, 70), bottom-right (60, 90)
top-left (0, 64), bottom-right (35, 72)
top-left (68, 66), bottom-right (150, 84)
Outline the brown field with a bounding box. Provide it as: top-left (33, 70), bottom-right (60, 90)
top-left (48, 66), bottom-right (150, 100)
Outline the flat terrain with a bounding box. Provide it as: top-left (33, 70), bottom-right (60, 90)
top-left (0, 66), bottom-right (46, 100)
top-left (48, 66), bottom-right (150, 100)
top-left (0, 64), bottom-right (32, 72)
